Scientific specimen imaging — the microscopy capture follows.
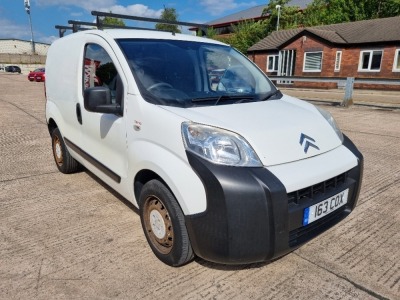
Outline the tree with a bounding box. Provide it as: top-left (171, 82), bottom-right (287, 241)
top-left (103, 14), bottom-right (125, 27)
top-left (155, 6), bottom-right (181, 33)
top-left (302, 0), bottom-right (367, 25)
top-left (301, 0), bottom-right (400, 26)
top-left (262, 0), bottom-right (302, 32)
top-left (221, 0), bottom-right (303, 53)
top-left (361, 0), bottom-right (400, 18)
top-left (225, 20), bottom-right (269, 53)
top-left (203, 27), bottom-right (218, 39)
top-left (207, 0), bottom-right (400, 54)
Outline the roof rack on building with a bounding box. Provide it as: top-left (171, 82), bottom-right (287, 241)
top-left (55, 10), bottom-right (209, 38)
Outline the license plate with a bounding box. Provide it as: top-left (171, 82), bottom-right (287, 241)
top-left (303, 189), bottom-right (349, 226)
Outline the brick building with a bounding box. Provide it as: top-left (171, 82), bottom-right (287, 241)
top-left (191, 0), bottom-right (312, 36)
top-left (248, 16), bottom-right (400, 90)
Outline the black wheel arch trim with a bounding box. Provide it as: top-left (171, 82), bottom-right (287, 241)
top-left (184, 151), bottom-right (289, 264)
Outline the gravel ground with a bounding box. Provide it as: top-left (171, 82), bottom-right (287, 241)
top-left (0, 73), bottom-right (399, 300)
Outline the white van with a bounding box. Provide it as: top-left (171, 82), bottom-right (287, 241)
top-left (46, 17), bottom-right (363, 266)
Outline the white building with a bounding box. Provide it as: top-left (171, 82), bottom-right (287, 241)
top-left (0, 39), bottom-right (49, 73)
top-left (0, 39), bottom-right (49, 55)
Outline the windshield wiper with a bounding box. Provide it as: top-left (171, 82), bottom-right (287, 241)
top-left (260, 89), bottom-right (282, 101)
top-left (192, 95), bottom-right (254, 106)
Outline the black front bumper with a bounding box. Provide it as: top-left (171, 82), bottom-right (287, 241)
top-left (184, 135), bottom-right (363, 264)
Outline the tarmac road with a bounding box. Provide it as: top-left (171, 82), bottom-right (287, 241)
top-left (0, 73), bottom-right (399, 300)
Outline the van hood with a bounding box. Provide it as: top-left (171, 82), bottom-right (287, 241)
top-left (163, 95), bottom-right (343, 166)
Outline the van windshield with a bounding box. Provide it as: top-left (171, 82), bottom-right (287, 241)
top-left (117, 39), bottom-right (280, 107)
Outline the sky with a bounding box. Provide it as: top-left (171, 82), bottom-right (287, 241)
top-left (0, 0), bottom-right (268, 44)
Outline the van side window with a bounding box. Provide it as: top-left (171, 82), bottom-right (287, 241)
top-left (83, 44), bottom-right (122, 105)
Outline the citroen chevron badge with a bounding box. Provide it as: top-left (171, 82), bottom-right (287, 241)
top-left (300, 133), bottom-right (320, 153)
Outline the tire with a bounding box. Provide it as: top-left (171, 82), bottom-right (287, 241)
top-left (139, 179), bottom-right (194, 267)
top-left (51, 128), bottom-right (80, 174)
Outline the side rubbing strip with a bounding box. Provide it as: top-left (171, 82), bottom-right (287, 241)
top-left (64, 138), bottom-right (121, 183)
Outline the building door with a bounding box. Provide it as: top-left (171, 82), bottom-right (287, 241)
top-left (278, 50), bottom-right (296, 84)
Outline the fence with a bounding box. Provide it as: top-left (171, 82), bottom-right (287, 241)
top-left (0, 53), bottom-right (46, 65)
top-left (268, 76), bottom-right (400, 107)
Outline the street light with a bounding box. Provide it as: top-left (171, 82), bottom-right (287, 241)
top-left (24, 0), bottom-right (36, 53)
top-left (276, 4), bottom-right (281, 31)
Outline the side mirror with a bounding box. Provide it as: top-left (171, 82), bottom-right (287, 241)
top-left (84, 87), bottom-right (122, 115)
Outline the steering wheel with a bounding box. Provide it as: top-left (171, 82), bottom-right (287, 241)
top-left (147, 82), bottom-right (173, 91)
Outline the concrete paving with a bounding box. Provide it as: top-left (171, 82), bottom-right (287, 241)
top-left (0, 73), bottom-right (399, 300)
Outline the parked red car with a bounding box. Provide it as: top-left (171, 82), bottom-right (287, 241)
top-left (35, 71), bottom-right (45, 82)
top-left (28, 68), bottom-right (45, 82)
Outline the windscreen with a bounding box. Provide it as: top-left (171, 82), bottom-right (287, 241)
top-left (117, 39), bottom-right (279, 107)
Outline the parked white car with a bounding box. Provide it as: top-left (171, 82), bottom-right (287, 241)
top-left (45, 26), bottom-right (363, 266)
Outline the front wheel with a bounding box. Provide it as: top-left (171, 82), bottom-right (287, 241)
top-left (139, 179), bottom-right (194, 267)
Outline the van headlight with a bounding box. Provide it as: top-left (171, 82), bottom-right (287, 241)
top-left (316, 106), bottom-right (344, 142)
top-left (182, 122), bottom-right (262, 167)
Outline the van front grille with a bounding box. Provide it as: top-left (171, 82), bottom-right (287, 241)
top-left (287, 172), bottom-right (347, 205)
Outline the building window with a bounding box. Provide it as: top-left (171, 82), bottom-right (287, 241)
top-left (267, 55), bottom-right (279, 72)
top-left (335, 51), bottom-right (342, 71)
top-left (303, 52), bottom-right (323, 72)
top-left (393, 49), bottom-right (400, 72)
top-left (358, 50), bottom-right (383, 71)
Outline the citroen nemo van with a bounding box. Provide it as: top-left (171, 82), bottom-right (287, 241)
top-left (46, 26), bottom-right (363, 266)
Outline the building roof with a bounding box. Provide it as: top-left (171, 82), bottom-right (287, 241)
top-left (248, 16), bottom-right (400, 51)
top-left (206, 0), bottom-right (313, 27)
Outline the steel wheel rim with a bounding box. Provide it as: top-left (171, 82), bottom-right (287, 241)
top-left (53, 135), bottom-right (63, 166)
top-left (143, 196), bottom-right (174, 255)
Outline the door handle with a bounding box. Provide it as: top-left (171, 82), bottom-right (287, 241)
top-left (76, 103), bottom-right (82, 124)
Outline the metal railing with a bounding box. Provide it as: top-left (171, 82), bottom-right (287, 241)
top-left (268, 76), bottom-right (400, 107)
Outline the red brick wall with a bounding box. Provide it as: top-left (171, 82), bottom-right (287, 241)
top-left (250, 52), bottom-right (268, 72)
top-left (249, 34), bottom-right (400, 90)
top-left (339, 46), bottom-right (400, 79)
top-left (284, 35), bottom-right (333, 77)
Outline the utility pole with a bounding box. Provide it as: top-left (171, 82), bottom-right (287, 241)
top-left (276, 5), bottom-right (281, 31)
top-left (24, 0), bottom-right (36, 54)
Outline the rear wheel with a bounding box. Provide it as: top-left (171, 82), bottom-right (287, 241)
top-left (139, 179), bottom-right (194, 266)
top-left (51, 128), bottom-right (80, 174)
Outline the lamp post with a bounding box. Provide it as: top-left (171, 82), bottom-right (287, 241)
top-left (24, 0), bottom-right (36, 53)
top-left (276, 4), bottom-right (281, 31)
